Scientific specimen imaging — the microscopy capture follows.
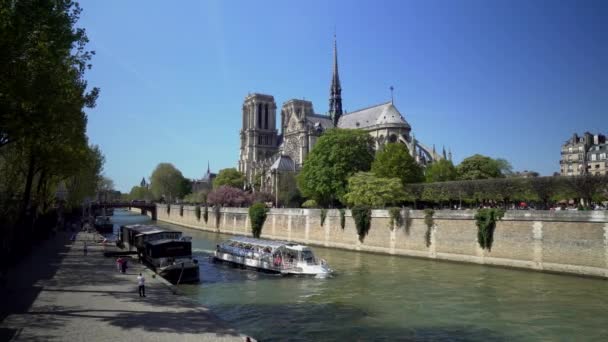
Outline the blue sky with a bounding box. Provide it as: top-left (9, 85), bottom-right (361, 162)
top-left (79, 0), bottom-right (607, 192)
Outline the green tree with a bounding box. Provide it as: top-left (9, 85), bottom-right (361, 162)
top-left (98, 176), bottom-right (115, 192)
top-left (495, 158), bottom-right (514, 177)
top-left (372, 143), bottom-right (423, 185)
top-left (183, 189), bottom-right (209, 204)
top-left (0, 0), bottom-right (104, 266)
top-left (213, 168), bottom-right (245, 189)
top-left (456, 154), bottom-right (504, 180)
top-left (297, 129), bottom-right (374, 206)
top-left (128, 185), bottom-right (154, 201)
top-left (343, 172), bottom-right (406, 207)
top-left (425, 159), bottom-right (458, 183)
top-left (150, 163), bottom-right (189, 202)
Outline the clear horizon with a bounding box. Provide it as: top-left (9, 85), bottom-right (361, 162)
top-left (79, 0), bottom-right (608, 192)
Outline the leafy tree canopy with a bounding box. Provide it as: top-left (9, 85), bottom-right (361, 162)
top-left (343, 172), bottom-right (406, 207)
top-left (150, 163), bottom-right (189, 202)
top-left (213, 168), bottom-right (245, 189)
top-left (456, 154), bottom-right (504, 180)
top-left (183, 189), bottom-right (209, 204)
top-left (372, 143), bottom-right (424, 185)
top-left (297, 129), bottom-right (374, 206)
top-left (425, 159), bottom-right (458, 183)
top-left (128, 186), bottom-right (154, 202)
top-left (98, 176), bottom-right (115, 192)
top-left (207, 185), bottom-right (250, 207)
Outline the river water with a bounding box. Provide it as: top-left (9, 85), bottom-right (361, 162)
top-left (112, 210), bottom-right (608, 341)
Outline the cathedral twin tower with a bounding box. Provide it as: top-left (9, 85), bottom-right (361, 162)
top-left (238, 37), bottom-right (445, 190)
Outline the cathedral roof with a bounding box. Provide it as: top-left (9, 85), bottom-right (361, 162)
top-left (270, 154), bottom-right (296, 172)
top-left (306, 114), bottom-right (334, 130)
top-left (337, 102), bottom-right (410, 130)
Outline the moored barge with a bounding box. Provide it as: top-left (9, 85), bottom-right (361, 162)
top-left (120, 224), bottom-right (199, 284)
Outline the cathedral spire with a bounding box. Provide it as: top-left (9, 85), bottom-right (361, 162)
top-left (329, 34), bottom-right (343, 126)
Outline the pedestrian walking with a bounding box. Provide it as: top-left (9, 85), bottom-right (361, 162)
top-left (137, 273), bottom-right (146, 297)
top-left (121, 258), bottom-right (128, 273)
top-left (116, 257), bottom-right (123, 272)
top-left (83, 241), bottom-right (88, 256)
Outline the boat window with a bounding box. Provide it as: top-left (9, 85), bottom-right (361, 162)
top-left (301, 250), bottom-right (316, 265)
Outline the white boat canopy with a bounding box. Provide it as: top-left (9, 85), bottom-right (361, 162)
top-left (224, 236), bottom-right (301, 250)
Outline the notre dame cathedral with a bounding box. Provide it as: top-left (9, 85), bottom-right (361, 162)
top-left (238, 37), bottom-right (450, 194)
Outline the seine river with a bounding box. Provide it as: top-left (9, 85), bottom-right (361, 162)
top-left (113, 210), bottom-right (608, 341)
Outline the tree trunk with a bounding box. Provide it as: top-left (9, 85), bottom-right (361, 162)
top-left (21, 152), bottom-right (37, 219)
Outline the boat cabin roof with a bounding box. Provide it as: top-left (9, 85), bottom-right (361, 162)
top-left (135, 228), bottom-right (179, 236)
top-left (224, 236), bottom-right (308, 250)
top-left (146, 238), bottom-right (189, 246)
top-left (124, 224), bottom-right (177, 235)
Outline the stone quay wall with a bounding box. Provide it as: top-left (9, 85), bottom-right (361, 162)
top-left (144, 205), bottom-right (608, 279)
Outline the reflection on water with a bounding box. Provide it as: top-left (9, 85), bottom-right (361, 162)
top-left (112, 210), bottom-right (608, 341)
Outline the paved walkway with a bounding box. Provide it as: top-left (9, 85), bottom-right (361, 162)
top-left (0, 232), bottom-right (252, 341)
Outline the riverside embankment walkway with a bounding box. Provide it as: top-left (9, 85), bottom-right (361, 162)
top-left (0, 232), bottom-right (252, 341)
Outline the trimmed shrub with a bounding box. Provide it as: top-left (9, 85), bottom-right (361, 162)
top-left (388, 207), bottom-right (403, 230)
top-left (475, 208), bottom-right (505, 250)
top-left (249, 203), bottom-right (268, 238)
top-left (166, 205), bottom-right (170, 215)
top-left (339, 209), bottom-right (346, 229)
top-left (351, 205), bottom-right (372, 242)
top-left (203, 205), bottom-right (209, 223)
top-left (213, 205), bottom-right (221, 228)
top-left (195, 205), bottom-right (201, 221)
top-left (320, 208), bottom-right (327, 226)
top-left (179, 205), bottom-right (184, 217)
top-left (424, 209), bottom-right (434, 247)
top-left (302, 199), bottom-right (318, 208)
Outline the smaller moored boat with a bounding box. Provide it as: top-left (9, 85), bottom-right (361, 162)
top-left (143, 239), bottom-right (199, 284)
top-left (94, 216), bottom-right (114, 234)
top-left (214, 237), bottom-right (332, 276)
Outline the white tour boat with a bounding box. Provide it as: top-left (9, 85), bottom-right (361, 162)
top-left (214, 236), bottom-right (332, 276)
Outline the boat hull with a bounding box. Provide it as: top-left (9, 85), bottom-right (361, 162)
top-left (95, 223), bottom-right (114, 234)
top-left (158, 264), bottom-right (200, 284)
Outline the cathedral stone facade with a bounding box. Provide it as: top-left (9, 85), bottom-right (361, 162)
top-left (238, 38), bottom-right (449, 195)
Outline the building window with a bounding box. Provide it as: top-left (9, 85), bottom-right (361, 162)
top-left (579, 146), bottom-right (584, 151)
top-left (601, 153), bottom-right (606, 160)
top-left (264, 104), bottom-right (269, 129)
top-left (258, 103), bottom-right (262, 128)
top-left (591, 154), bottom-right (597, 161)
top-left (569, 147), bottom-right (573, 153)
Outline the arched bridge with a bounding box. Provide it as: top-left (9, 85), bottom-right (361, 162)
top-left (91, 202), bottom-right (157, 220)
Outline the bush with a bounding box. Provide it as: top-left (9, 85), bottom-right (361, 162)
top-left (475, 208), bottom-right (505, 250)
top-left (424, 209), bottom-right (434, 247)
top-left (339, 209), bottom-right (346, 229)
top-left (166, 205), bottom-right (170, 215)
top-left (195, 205), bottom-right (201, 221)
top-left (179, 205), bottom-right (184, 217)
top-left (320, 208), bottom-right (327, 226)
top-left (388, 207), bottom-right (403, 230)
top-left (249, 203), bottom-right (268, 238)
top-left (351, 205), bottom-right (372, 242)
top-left (203, 205), bottom-right (209, 223)
top-left (302, 199), bottom-right (318, 208)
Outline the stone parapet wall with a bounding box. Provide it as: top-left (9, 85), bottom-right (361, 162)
top-left (145, 205), bottom-right (608, 279)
